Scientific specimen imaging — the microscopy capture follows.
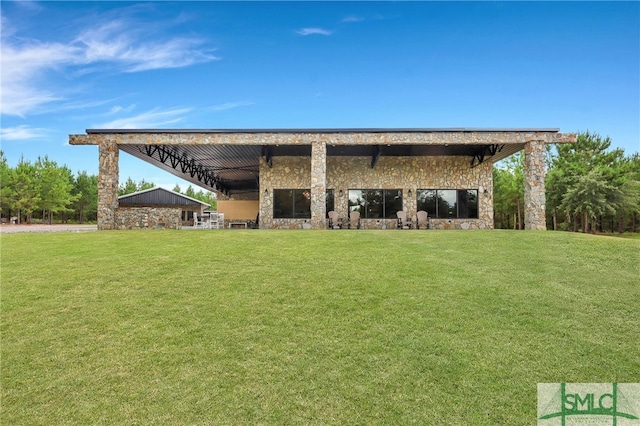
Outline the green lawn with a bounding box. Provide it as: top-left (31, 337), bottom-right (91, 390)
top-left (1, 230), bottom-right (639, 425)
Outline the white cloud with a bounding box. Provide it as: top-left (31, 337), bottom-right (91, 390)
top-left (13, 0), bottom-right (43, 13)
top-left (74, 20), bottom-right (218, 72)
top-left (0, 125), bottom-right (48, 140)
top-left (342, 16), bottom-right (365, 23)
top-left (0, 11), bottom-right (219, 117)
top-left (94, 102), bottom-right (252, 129)
top-left (209, 101), bottom-right (255, 111)
top-left (95, 107), bottom-right (192, 129)
top-left (1, 41), bottom-right (79, 116)
top-left (56, 98), bottom-right (123, 113)
top-left (108, 105), bottom-right (136, 115)
top-left (296, 28), bottom-right (333, 36)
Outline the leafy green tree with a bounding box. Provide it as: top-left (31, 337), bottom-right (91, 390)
top-left (618, 178), bottom-right (640, 232)
top-left (11, 157), bottom-right (41, 223)
top-left (172, 183), bottom-right (216, 209)
top-left (0, 151), bottom-right (16, 219)
top-left (547, 131), bottom-right (626, 232)
top-left (615, 154), bottom-right (640, 232)
top-left (493, 167), bottom-right (512, 229)
top-left (546, 166), bottom-right (570, 230)
top-left (118, 177), bottom-right (155, 195)
top-left (493, 152), bottom-right (524, 229)
top-left (36, 157), bottom-right (79, 224)
top-left (118, 177), bottom-right (139, 195)
top-left (560, 168), bottom-right (621, 233)
top-left (185, 185), bottom-right (197, 198)
top-left (73, 171), bottom-right (98, 224)
top-left (138, 179), bottom-right (155, 192)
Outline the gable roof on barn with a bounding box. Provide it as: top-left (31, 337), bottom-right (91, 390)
top-left (118, 186), bottom-right (210, 208)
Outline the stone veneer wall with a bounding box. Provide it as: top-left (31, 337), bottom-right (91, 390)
top-left (260, 157), bottom-right (312, 229)
top-left (260, 155), bottom-right (493, 229)
top-left (98, 141), bottom-right (119, 230)
top-left (115, 207), bottom-right (182, 230)
top-left (310, 141), bottom-right (327, 229)
top-left (524, 141), bottom-right (547, 230)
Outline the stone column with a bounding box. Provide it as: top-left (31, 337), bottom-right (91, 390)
top-left (310, 141), bottom-right (327, 229)
top-left (524, 140), bottom-right (546, 230)
top-left (258, 157), bottom-right (273, 229)
top-left (404, 188), bottom-right (416, 227)
top-left (97, 140), bottom-right (119, 230)
top-left (480, 162), bottom-right (494, 230)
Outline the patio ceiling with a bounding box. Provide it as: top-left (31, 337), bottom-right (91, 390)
top-left (119, 141), bottom-right (523, 195)
top-left (74, 128), bottom-right (572, 195)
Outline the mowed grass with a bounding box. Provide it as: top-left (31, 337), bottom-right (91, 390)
top-left (1, 230), bottom-right (639, 425)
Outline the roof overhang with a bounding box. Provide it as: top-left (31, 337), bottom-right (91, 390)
top-left (70, 128), bottom-right (576, 195)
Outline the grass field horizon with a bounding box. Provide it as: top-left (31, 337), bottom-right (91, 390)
top-left (2, 230), bottom-right (639, 424)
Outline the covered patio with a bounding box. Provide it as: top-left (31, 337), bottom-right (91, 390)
top-left (69, 128), bottom-right (576, 230)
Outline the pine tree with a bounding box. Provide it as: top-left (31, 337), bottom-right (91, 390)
top-left (73, 171), bottom-right (98, 224)
top-left (547, 131), bottom-right (626, 232)
top-left (0, 151), bottom-right (16, 220)
top-left (36, 157), bottom-right (79, 224)
top-left (12, 157), bottom-right (41, 223)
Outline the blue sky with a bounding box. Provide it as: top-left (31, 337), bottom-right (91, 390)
top-left (1, 1), bottom-right (639, 190)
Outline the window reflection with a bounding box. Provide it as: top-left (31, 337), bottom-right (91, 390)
top-left (439, 190), bottom-right (457, 219)
top-left (325, 189), bottom-right (334, 218)
top-left (348, 189), bottom-right (402, 218)
top-left (457, 189), bottom-right (478, 219)
top-left (384, 189), bottom-right (403, 219)
top-left (273, 189), bottom-right (311, 218)
top-left (417, 189), bottom-right (437, 218)
top-left (417, 189), bottom-right (479, 219)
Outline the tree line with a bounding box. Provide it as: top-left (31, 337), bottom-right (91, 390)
top-left (494, 131), bottom-right (640, 232)
top-left (0, 152), bottom-right (215, 224)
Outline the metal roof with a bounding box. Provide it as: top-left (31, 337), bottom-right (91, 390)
top-left (118, 186), bottom-right (210, 207)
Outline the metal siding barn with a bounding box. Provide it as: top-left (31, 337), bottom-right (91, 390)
top-left (118, 187), bottom-right (210, 211)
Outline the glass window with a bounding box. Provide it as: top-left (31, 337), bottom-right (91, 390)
top-left (384, 189), bottom-right (403, 219)
top-left (348, 189), bottom-right (402, 218)
top-left (273, 189), bottom-right (293, 219)
top-left (326, 189), bottom-right (334, 218)
top-left (364, 189), bottom-right (383, 218)
top-left (273, 189), bottom-right (311, 219)
top-left (457, 189), bottom-right (478, 219)
top-left (293, 190), bottom-right (311, 218)
top-left (417, 190), bottom-right (437, 218)
top-left (348, 190), bottom-right (365, 215)
top-left (439, 190), bottom-right (457, 219)
top-left (417, 189), bottom-right (479, 219)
